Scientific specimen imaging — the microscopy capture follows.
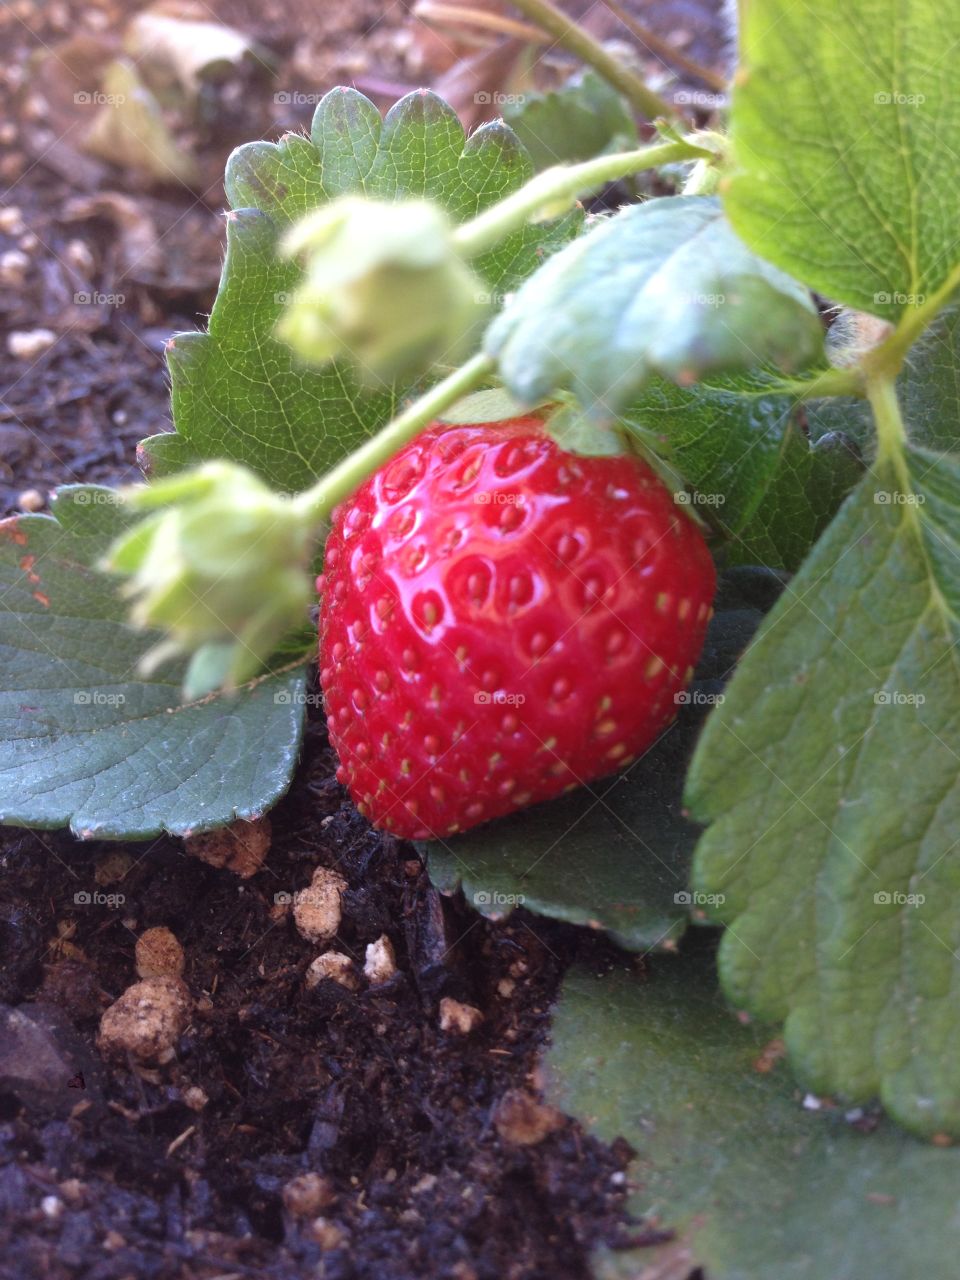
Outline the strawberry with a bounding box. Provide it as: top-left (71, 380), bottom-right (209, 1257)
top-left (318, 418), bottom-right (716, 840)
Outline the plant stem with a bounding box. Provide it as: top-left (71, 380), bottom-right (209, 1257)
top-left (866, 374), bottom-right (907, 465)
top-left (294, 352), bottom-right (496, 524)
top-left (452, 139), bottom-right (711, 259)
top-left (290, 355), bottom-right (863, 530)
top-left (505, 0), bottom-right (679, 120)
top-left (415, 0), bottom-right (548, 45)
top-left (863, 263), bottom-right (960, 381)
top-left (774, 365), bottom-right (865, 401)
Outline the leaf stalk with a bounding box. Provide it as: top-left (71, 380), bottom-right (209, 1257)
top-left (293, 352), bottom-right (496, 525)
top-left (452, 139), bottom-right (713, 259)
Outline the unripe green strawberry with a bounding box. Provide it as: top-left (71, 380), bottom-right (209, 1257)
top-left (319, 419), bottom-right (716, 839)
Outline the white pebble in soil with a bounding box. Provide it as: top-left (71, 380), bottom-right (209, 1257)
top-left (438, 997), bottom-right (484, 1036)
top-left (363, 934), bottom-right (397, 985)
top-left (305, 951), bottom-right (359, 991)
top-left (97, 977), bottom-right (193, 1065)
top-left (294, 867), bottom-right (348, 944)
top-left (0, 249), bottom-right (29, 286)
top-left (7, 329), bottom-right (57, 360)
top-left (17, 489), bottom-right (45, 513)
top-left (283, 1172), bottom-right (337, 1218)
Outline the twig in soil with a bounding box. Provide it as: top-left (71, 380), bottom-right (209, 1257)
top-left (601, 0), bottom-right (728, 90)
top-left (414, 1), bottom-right (547, 44)
top-left (165, 1124), bottom-right (197, 1157)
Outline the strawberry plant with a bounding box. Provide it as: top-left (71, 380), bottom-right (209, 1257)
top-left (3, 0), bottom-right (960, 1271)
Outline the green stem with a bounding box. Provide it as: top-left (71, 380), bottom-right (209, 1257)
top-left (294, 352), bottom-right (496, 523)
top-left (291, 353), bottom-right (863, 530)
top-left (866, 374), bottom-right (908, 467)
top-left (774, 365), bottom-right (866, 401)
top-left (453, 140), bottom-right (712, 259)
top-left (506, 0), bottom-right (679, 121)
top-left (863, 264), bottom-right (960, 381)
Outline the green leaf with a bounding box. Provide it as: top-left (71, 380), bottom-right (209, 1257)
top-left (626, 372), bottom-right (864, 570)
top-left (436, 387), bottom-right (538, 424)
top-left (502, 70), bottom-right (637, 171)
top-left (0, 488), bottom-right (306, 839)
top-left (685, 448), bottom-right (960, 1137)
top-left (810, 306), bottom-right (960, 456)
top-left (546, 951), bottom-right (960, 1280)
top-left (724, 0), bottom-right (960, 320)
top-left (546, 404), bottom-right (628, 457)
top-left (137, 429), bottom-right (202, 477)
top-left (424, 731), bottom-right (696, 953)
top-left (159, 87), bottom-right (574, 493)
top-left (486, 195), bottom-right (824, 418)
top-left (423, 570), bottom-right (779, 951)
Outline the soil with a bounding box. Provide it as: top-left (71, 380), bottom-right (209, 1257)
top-left (0, 712), bottom-right (640, 1280)
top-left (0, 2), bottom-right (728, 1276)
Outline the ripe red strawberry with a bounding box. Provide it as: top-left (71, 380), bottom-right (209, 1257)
top-left (318, 418), bottom-right (716, 840)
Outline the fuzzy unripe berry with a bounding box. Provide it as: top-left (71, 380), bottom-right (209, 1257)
top-left (279, 197), bottom-right (490, 381)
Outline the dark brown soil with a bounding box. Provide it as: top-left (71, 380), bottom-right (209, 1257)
top-left (0, 2), bottom-right (728, 1276)
top-left (0, 703), bottom-right (639, 1280)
